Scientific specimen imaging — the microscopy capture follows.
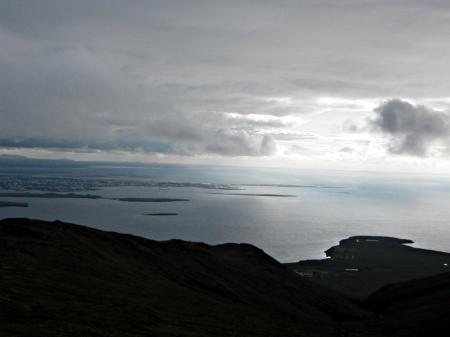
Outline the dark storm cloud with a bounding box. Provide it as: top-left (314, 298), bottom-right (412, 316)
top-left (371, 99), bottom-right (450, 156)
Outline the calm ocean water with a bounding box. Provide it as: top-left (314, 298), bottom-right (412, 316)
top-left (1, 163), bottom-right (450, 262)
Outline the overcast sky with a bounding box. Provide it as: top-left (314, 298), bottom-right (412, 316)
top-left (2, 0), bottom-right (450, 172)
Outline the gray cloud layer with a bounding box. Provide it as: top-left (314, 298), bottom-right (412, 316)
top-left (371, 99), bottom-right (450, 156)
top-left (2, 1), bottom-right (450, 158)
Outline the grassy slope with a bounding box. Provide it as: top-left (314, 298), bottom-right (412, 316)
top-left (0, 218), bottom-right (367, 337)
top-left (349, 271), bottom-right (450, 337)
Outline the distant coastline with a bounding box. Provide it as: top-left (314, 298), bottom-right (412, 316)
top-left (0, 192), bottom-right (189, 203)
top-left (0, 192), bottom-right (101, 199)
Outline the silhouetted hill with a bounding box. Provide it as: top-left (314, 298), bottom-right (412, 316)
top-left (2, 219), bottom-right (449, 336)
top-left (0, 218), bottom-right (366, 337)
top-left (286, 236), bottom-right (450, 299)
top-left (347, 272), bottom-right (450, 337)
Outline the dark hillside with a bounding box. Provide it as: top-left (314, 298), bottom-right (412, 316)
top-left (355, 271), bottom-right (450, 337)
top-left (344, 271), bottom-right (450, 337)
top-left (0, 218), bottom-right (366, 337)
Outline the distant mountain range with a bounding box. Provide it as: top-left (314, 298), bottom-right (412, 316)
top-left (0, 154), bottom-right (122, 167)
top-left (0, 218), bottom-right (448, 337)
top-left (0, 154), bottom-right (198, 173)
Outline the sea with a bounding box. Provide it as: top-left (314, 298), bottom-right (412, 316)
top-left (1, 160), bottom-right (450, 262)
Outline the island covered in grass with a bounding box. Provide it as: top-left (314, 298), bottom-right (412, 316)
top-left (286, 235), bottom-right (450, 299)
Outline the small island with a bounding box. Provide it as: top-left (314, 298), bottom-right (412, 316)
top-left (144, 213), bottom-right (178, 216)
top-left (210, 193), bottom-right (296, 197)
top-left (0, 201), bottom-right (29, 208)
top-left (114, 197), bottom-right (189, 202)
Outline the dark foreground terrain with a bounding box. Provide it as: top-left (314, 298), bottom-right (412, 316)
top-left (350, 271), bottom-right (450, 337)
top-left (0, 218), bottom-right (449, 337)
top-left (0, 218), bottom-right (365, 337)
